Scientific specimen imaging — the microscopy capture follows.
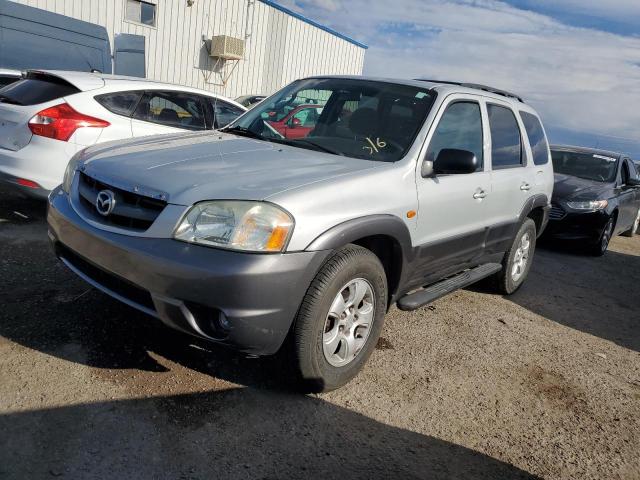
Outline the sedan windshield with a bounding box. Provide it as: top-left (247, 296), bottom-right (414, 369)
top-left (552, 150), bottom-right (619, 183)
top-left (225, 78), bottom-right (435, 162)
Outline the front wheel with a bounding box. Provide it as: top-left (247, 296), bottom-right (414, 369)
top-left (494, 218), bottom-right (537, 295)
top-left (290, 244), bottom-right (388, 392)
top-left (591, 217), bottom-right (614, 256)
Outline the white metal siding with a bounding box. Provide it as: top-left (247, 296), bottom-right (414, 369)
top-left (12, 0), bottom-right (366, 98)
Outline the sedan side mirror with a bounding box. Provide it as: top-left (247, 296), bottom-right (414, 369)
top-left (428, 149), bottom-right (479, 176)
top-left (291, 117), bottom-right (302, 127)
top-left (627, 177), bottom-right (640, 187)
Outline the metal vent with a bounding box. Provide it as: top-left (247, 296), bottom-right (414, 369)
top-left (210, 35), bottom-right (245, 60)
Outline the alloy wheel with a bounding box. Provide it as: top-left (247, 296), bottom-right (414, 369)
top-left (511, 232), bottom-right (531, 282)
top-left (322, 278), bottom-right (375, 367)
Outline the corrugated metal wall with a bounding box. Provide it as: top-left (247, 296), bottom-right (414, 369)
top-left (12, 0), bottom-right (366, 98)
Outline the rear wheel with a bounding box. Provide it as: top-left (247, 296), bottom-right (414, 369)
top-left (290, 244), bottom-right (387, 393)
top-left (591, 217), bottom-right (614, 256)
top-left (622, 208), bottom-right (640, 237)
top-left (494, 218), bottom-right (536, 295)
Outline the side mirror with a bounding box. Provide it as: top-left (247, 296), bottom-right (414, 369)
top-left (291, 117), bottom-right (301, 127)
top-left (433, 148), bottom-right (479, 175)
top-left (627, 177), bottom-right (640, 187)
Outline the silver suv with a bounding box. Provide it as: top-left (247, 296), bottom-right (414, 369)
top-left (47, 76), bottom-right (554, 391)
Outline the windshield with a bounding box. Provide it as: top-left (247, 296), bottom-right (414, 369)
top-left (552, 150), bottom-right (619, 183)
top-left (225, 78), bottom-right (436, 162)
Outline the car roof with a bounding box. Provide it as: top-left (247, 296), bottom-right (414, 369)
top-left (550, 144), bottom-right (626, 160)
top-left (26, 70), bottom-right (246, 109)
top-left (301, 75), bottom-right (531, 108)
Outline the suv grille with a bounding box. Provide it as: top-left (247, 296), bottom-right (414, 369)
top-left (77, 172), bottom-right (166, 231)
top-left (549, 204), bottom-right (565, 220)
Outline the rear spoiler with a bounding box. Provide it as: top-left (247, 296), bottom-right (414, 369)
top-left (25, 70), bottom-right (104, 91)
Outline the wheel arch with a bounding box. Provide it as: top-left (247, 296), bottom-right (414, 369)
top-left (305, 215), bottom-right (414, 304)
top-left (518, 194), bottom-right (550, 237)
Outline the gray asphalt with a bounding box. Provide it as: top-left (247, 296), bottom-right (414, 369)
top-left (1, 185), bottom-right (638, 479)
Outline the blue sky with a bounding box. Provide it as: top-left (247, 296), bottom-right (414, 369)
top-left (280, 0), bottom-right (640, 158)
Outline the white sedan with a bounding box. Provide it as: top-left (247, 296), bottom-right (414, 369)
top-left (0, 70), bottom-right (246, 198)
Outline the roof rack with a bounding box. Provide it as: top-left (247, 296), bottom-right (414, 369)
top-left (415, 79), bottom-right (524, 103)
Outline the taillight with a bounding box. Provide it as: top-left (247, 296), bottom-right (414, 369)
top-left (28, 103), bottom-right (109, 142)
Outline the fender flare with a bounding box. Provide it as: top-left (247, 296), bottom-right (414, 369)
top-left (518, 193), bottom-right (550, 236)
top-left (305, 214), bottom-right (413, 255)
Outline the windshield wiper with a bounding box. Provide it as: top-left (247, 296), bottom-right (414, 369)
top-left (0, 95), bottom-right (22, 106)
top-left (287, 139), bottom-right (344, 156)
top-left (221, 125), bottom-right (264, 140)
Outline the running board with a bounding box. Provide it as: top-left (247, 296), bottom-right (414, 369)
top-left (397, 263), bottom-right (502, 311)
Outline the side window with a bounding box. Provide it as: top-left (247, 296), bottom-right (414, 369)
top-left (211, 101), bottom-right (245, 128)
top-left (621, 160), bottom-right (631, 186)
top-left (520, 111), bottom-right (549, 165)
top-left (95, 91), bottom-right (142, 116)
top-left (487, 104), bottom-right (522, 168)
top-left (425, 101), bottom-right (484, 170)
top-left (133, 91), bottom-right (206, 130)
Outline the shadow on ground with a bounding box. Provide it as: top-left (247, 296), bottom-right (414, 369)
top-left (507, 242), bottom-right (640, 352)
top-left (0, 388), bottom-right (538, 480)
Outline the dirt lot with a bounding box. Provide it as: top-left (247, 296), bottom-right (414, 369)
top-left (1, 185), bottom-right (638, 479)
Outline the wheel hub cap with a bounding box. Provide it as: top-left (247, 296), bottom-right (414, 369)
top-left (511, 232), bottom-right (531, 282)
top-left (322, 278), bottom-right (375, 367)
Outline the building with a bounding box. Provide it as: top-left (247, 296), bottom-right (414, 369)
top-left (11, 0), bottom-right (367, 98)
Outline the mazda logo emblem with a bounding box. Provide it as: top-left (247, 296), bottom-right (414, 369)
top-left (95, 190), bottom-right (116, 216)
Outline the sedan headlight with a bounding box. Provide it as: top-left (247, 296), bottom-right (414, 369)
top-left (174, 201), bottom-right (294, 252)
top-left (566, 200), bottom-right (608, 211)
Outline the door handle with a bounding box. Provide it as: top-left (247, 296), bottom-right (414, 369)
top-left (520, 183), bottom-right (531, 191)
top-left (473, 190), bottom-right (487, 199)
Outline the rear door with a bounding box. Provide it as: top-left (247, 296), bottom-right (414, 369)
top-left (414, 94), bottom-right (491, 278)
top-left (130, 90), bottom-right (208, 136)
top-left (484, 101), bottom-right (533, 250)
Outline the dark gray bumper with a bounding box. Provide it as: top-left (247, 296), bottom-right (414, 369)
top-left (47, 188), bottom-right (330, 355)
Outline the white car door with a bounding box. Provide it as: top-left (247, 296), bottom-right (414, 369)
top-left (130, 90), bottom-right (208, 137)
top-left (413, 93), bottom-right (491, 275)
top-left (484, 100), bottom-right (535, 250)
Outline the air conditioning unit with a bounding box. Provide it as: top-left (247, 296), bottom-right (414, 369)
top-left (210, 35), bottom-right (244, 60)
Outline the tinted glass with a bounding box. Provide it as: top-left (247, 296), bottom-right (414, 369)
top-left (140, 2), bottom-right (156, 26)
top-left (0, 76), bottom-right (19, 88)
top-left (0, 77), bottom-right (78, 106)
top-left (230, 78), bottom-right (435, 162)
top-left (290, 107), bottom-right (322, 127)
top-left (551, 150), bottom-right (618, 183)
top-left (488, 104), bottom-right (522, 168)
top-left (520, 111), bottom-right (549, 165)
top-left (426, 101), bottom-right (483, 169)
top-left (212, 101), bottom-right (245, 128)
top-left (133, 91), bottom-right (206, 130)
top-left (95, 91), bottom-right (142, 116)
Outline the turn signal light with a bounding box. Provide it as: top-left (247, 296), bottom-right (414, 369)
top-left (16, 178), bottom-right (40, 189)
top-left (28, 103), bottom-right (109, 142)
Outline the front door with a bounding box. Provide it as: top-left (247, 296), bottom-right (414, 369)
top-left (413, 95), bottom-right (491, 282)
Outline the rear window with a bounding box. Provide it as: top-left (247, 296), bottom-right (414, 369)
top-left (520, 111), bottom-right (549, 165)
top-left (0, 77), bottom-right (79, 106)
top-left (95, 91), bottom-right (142, 116)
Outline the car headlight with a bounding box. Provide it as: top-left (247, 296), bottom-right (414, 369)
top-left (174, 201), bottom-right (294, 252)
top-left (62, 152), bottom-right (84, 193)
top-left (566, 200), bottom-right (608, 210)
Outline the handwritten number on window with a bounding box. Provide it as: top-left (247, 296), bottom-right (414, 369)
top-left (363, 137), bottom-right (387, 155)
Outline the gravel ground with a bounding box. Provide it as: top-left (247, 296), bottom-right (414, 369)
top-left (1, 185), bottom-right (639, 479)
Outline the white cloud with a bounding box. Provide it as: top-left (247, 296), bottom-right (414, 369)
top-left (289, 0), bottom-right (640, 151)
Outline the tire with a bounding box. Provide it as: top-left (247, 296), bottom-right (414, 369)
top-left (622, 208), bottom-right (640, 237)
top-left (494, 218), bottom-right (536, 295)
top-left (290, 244), bottom-right (388, 393)
top-left (591, 216), bottom-right (615, 256)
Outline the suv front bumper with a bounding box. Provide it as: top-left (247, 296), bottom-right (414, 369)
top-left (47, 188), bottom-right (330, 355)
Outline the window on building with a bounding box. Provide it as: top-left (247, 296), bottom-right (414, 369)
top-left (126, 0), bottom-right (156, 27)
top-left (487, 104), bottom-right (522, 168)
top-left (426, 101), bottom-right (484, 170)
top-left (520, 111), bottom-right (549, 165)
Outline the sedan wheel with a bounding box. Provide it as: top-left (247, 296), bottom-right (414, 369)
top-left (592, 217), bottom-right (614, 256)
